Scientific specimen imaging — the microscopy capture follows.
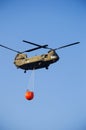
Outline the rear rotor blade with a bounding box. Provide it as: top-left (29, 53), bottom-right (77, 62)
top-left (0, 44), bottom-right (20, 53)
top-left (23, 40), bottom-right (42, 47)
top-left (23, 40), bottom-right (48, 48)
top-left (55, 42), bottom-right (80, 50)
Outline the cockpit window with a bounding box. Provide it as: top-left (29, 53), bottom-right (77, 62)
top-left (15, 54), bottom-right (27, 60)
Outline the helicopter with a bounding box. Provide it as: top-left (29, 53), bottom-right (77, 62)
top-left (0, 40), bottom-right (80, 73)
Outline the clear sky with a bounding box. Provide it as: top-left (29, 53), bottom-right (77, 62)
top-left (0, 0), bottom-right (86, 130)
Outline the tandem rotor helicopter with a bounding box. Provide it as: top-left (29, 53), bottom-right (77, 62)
top-left (0, 40), bottom-right (80, 73)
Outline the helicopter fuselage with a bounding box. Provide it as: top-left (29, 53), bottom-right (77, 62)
top-left (0, 40), bottom-right (79, 73)
top-left (14, 50), bottom-right (59, 72)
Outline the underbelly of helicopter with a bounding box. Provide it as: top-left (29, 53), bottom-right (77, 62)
top-left (19, 60), bottom-right (54, 70)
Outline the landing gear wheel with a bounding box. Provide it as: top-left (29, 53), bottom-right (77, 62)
top-left (46, 66), bottom-right (48, 69)
top-left (24, 70), bottom-right (26, 73)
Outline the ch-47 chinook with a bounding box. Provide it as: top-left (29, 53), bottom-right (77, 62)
top-left (0, 40), bottom-right (80, 73)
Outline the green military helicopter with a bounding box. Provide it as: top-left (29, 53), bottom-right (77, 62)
top-left (0, 40), bottom-right (80, 73)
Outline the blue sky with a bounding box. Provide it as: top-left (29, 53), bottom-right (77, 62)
top-left (0, 0), bottom-right (86, 130)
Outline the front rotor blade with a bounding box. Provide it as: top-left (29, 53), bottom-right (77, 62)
top-left (0, 44), bottom-right (20, 53)
top-left (21, 45), bottom-right (48, 53)
top-left (56, 42), bottom-right (80, 50)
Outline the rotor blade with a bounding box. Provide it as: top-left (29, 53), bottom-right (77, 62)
top-left (0, 44), bottom-right (20, 53)
top-left (55, 42), bottom-right (80, 50)
top-left (23, 40), bottom-right (48, 48)
top-left (21, 45), bottom-right (48, 53)
top-left (23, 40), bottom-right (42, 47)
top-left (22, 47), bottom-right (42, 53)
